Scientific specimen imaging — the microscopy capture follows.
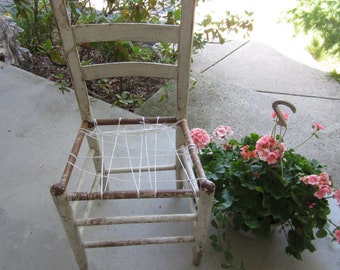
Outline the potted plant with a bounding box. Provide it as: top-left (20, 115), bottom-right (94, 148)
top-left (190, 101), bottom-right (340, 265)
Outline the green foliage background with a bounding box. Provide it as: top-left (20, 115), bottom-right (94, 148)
top-left (285, 0), bottom-right (340, 77)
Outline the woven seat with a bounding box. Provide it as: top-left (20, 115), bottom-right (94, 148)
top-left (50, 0), bottom-right (215, 269)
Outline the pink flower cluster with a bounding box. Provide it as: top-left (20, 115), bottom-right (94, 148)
top-left (213, 125), bottom-right (233, 140)
top-left (190, 128), bottom-right (210, 149)
top-left (190, 126), bottom-right (234, 149)
top-left (300, 172), bottom-right (334, 199)
top-left (240, 145), bottom-right (257, 160)
top-left (300, 173), bottom-right (340, 243)
top-left (255, 135), bottom-right (286, 165)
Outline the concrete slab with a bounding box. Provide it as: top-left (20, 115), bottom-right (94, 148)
top-left (193, 42), bottom-right (340, 100)
top-left (2, 55), bottom-right (340, 270)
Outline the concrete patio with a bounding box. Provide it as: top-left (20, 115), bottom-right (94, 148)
top-left (1, 0), bottom-right (340, 269)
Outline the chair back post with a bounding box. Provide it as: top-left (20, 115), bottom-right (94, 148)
top-left (50, 0), bottom-right (93, 122)
top-left (176, 0), bottom-right (196, 121)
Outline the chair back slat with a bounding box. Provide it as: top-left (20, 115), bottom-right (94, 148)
top-left (82, 62), bottom-right (178, 81)
top-left (73, 23), bottom-right (180, 44)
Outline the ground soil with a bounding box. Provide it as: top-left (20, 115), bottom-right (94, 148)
top-left (31, 54), bottom-right (166, 112)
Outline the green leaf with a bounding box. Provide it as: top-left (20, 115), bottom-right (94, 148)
top-left (211, 242), bottom-right (222, 252)
top-left (221, 263), bottom-right (231, 269)
top-left (244, 217), bottom-right (260, 229)
top-left (316, 228), bottom-right (327, 238)
top-left (255, 186), bottom-right (264, 193)
top-left (210, 234), bottom-right (218, 243)
top-left (287, 229), bottom-right (305, 250)
top-left (49, 50), bottom-right (66, 66)
top-left (224, 250), bottom-right (233, 261)
top-left (173, 9), bottom-right (181, 21)
top-left (211, 219), bottom-right (218, 229)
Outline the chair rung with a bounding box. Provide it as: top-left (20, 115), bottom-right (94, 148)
top-left (90, 117), bottom-right (177, 126)
top-left (107, 164), bottom-right (176, 174)
top-left (83, 236), bottom-right (195, 248)
top-left (66, 189), bottom-right (195, 201)
top-left (75, 213), bottom-right (196, 226)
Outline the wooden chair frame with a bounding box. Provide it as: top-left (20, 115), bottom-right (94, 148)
top-left (50, 0), bottom-right (215, 269)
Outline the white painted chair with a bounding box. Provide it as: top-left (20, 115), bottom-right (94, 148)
top-left (50, 0), bottom-right (215, 269)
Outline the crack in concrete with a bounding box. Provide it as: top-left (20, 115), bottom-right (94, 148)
top-left (200, 40), bottom-right (250, 74)
top-left (254, 89), bottom-right (340, 101)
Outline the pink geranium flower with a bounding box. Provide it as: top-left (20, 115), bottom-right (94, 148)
top-left (213, 125), bottom-right (233, 139)
top-left (317, 172), bottom-right (332, 189)
top-left (190, 128), bottom-right (210, 149)
top-left (300, 174), bottom-right (319, 185)
top-left (255, 135), bottom-right (285, 165)
top-left (272, 110), bottom-right (289, 121)
top-left (266, 151), bottom-right (281, 165)
top-left (300, 172), bottom-right (333, 200)
top-left (312, 123), bottom-right (325, 131)
top-left (334, 190), bottom-right (340, 205)
top-left (240, 145), bottom-right (258, 160)
top-left (307, 202), bottom-right (317, 209)
top-left (335, 230), bottom-right (340, 244)
top-left (314, 187), bottom-right (331, 199)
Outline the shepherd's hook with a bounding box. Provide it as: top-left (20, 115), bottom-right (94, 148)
top-left (272, 100), bottom-right (296, 127)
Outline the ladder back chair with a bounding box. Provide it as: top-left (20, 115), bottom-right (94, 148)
top-left (50, 0), bottom-right (215, 269)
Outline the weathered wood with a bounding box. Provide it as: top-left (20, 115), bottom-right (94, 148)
top-left (82, 62), bottom-right (177, 80)
top-left (50, 121), bottom-right (89, 195)
top-left (90, 117), bottom-right (177, 127)
top-left (75, 213), bottom-right (196, 226)
top-left (107, 164), bottom-right (176, 174)
top-left (66, 189), bottom-right (196, 201)
top-left (176, 0), bottom-right (195, 121)
top-left (51, 192), bottom-right (88, 270)
top-left (83, 236), bottom-right (195, 248)
top-left (72, 148), bottom-right (95, 213)
top-left (73, 23), bottom-right (180, 44)
top-left (50, 0), bottom-right (92, 122)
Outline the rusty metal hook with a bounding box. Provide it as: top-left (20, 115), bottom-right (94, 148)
top-left (272, 100), bottom-right (296, 127)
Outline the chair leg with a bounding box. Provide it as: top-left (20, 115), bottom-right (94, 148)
top-left (51, 192), bottom-right (88, 270)
top-left (87, 135), bottom-right (109, 191)
top-left (176, 159), bottom-right (184, 189)
top-left (192, 189), bottom-right (215, 266)
top-left (176, 129), bottom-right (186, 189)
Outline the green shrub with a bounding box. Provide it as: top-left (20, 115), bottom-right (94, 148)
top-left (10, 0), bottom-right (55, 52)
top-left (285, 0), bottom-right (340, 78)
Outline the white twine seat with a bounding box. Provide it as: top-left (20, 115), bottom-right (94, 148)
top-left (49, 0), bottom-right (215, 269)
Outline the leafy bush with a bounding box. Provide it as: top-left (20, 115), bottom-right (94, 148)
top-left (10, 0), bottom-right (55, 52)
top-left (8, 0), bottom-right (253, 60)
top-left (284, 0), bottom-right (340, 77)
top-left (5, 0), bottom-right (254, 108)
